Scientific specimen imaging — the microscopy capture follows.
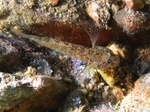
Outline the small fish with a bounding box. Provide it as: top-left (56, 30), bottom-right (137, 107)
top-left (11, 27), bottom-right (120, 70)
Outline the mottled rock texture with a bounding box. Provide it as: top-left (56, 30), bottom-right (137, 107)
top-left (119, 72), bottom-right (150, 112)
top-left (0, 67), bottom-right (70, 112)
top-left (0, 0), bottom-right (150, 111)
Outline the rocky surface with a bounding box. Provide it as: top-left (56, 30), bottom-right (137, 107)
top-left (0, 0), bottom-right (149, 112)
top-left (119, 72), bottom-right (150, 112)
top-left (0, 67), bottom-right (70, 112)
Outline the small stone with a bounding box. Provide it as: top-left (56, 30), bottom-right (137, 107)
top-left (114, 6), bottom-right (150, 33)
top-left (97, 69), bottom-right (119, 87)
top-left (86, 1), bottom-right (110, 28)
top-left (107, 43), bottom-right (131, 61)
top-left (124, 0), bottom-right (145, 10)
top-left (50, 0), bottom-right (59, 6)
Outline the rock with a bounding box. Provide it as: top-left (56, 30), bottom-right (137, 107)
top-left (29, 58), bottom-right (53, 75)
top-left (107, 42), bottom-right (132, 61)
top-left (0, 0), bottom-right (128, 47)
top-left (0, 0), bottom-right (87, 29)
top-left (102, 86), bottom-right (124, 104)
top-left (60, 89), bottom-right (89, 112)
top-left (0, 67), bottom-right (70, 112)
top-left (118, 72), bottom-right (150, 112)
top-left (114, 6), bottom-right (150, 33)
top-left (86, 1), bottom-right (110, 28)
top-left (50, 0), bottom-right (60, 6)
top-left (0, 0), bottom-right (150, 111)
top-left (124, 0), bottom-right (145, 10)
top-left (0, 34), bottom-right (23, 72)
top-left (89, 104), bottom-right (115, 112)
